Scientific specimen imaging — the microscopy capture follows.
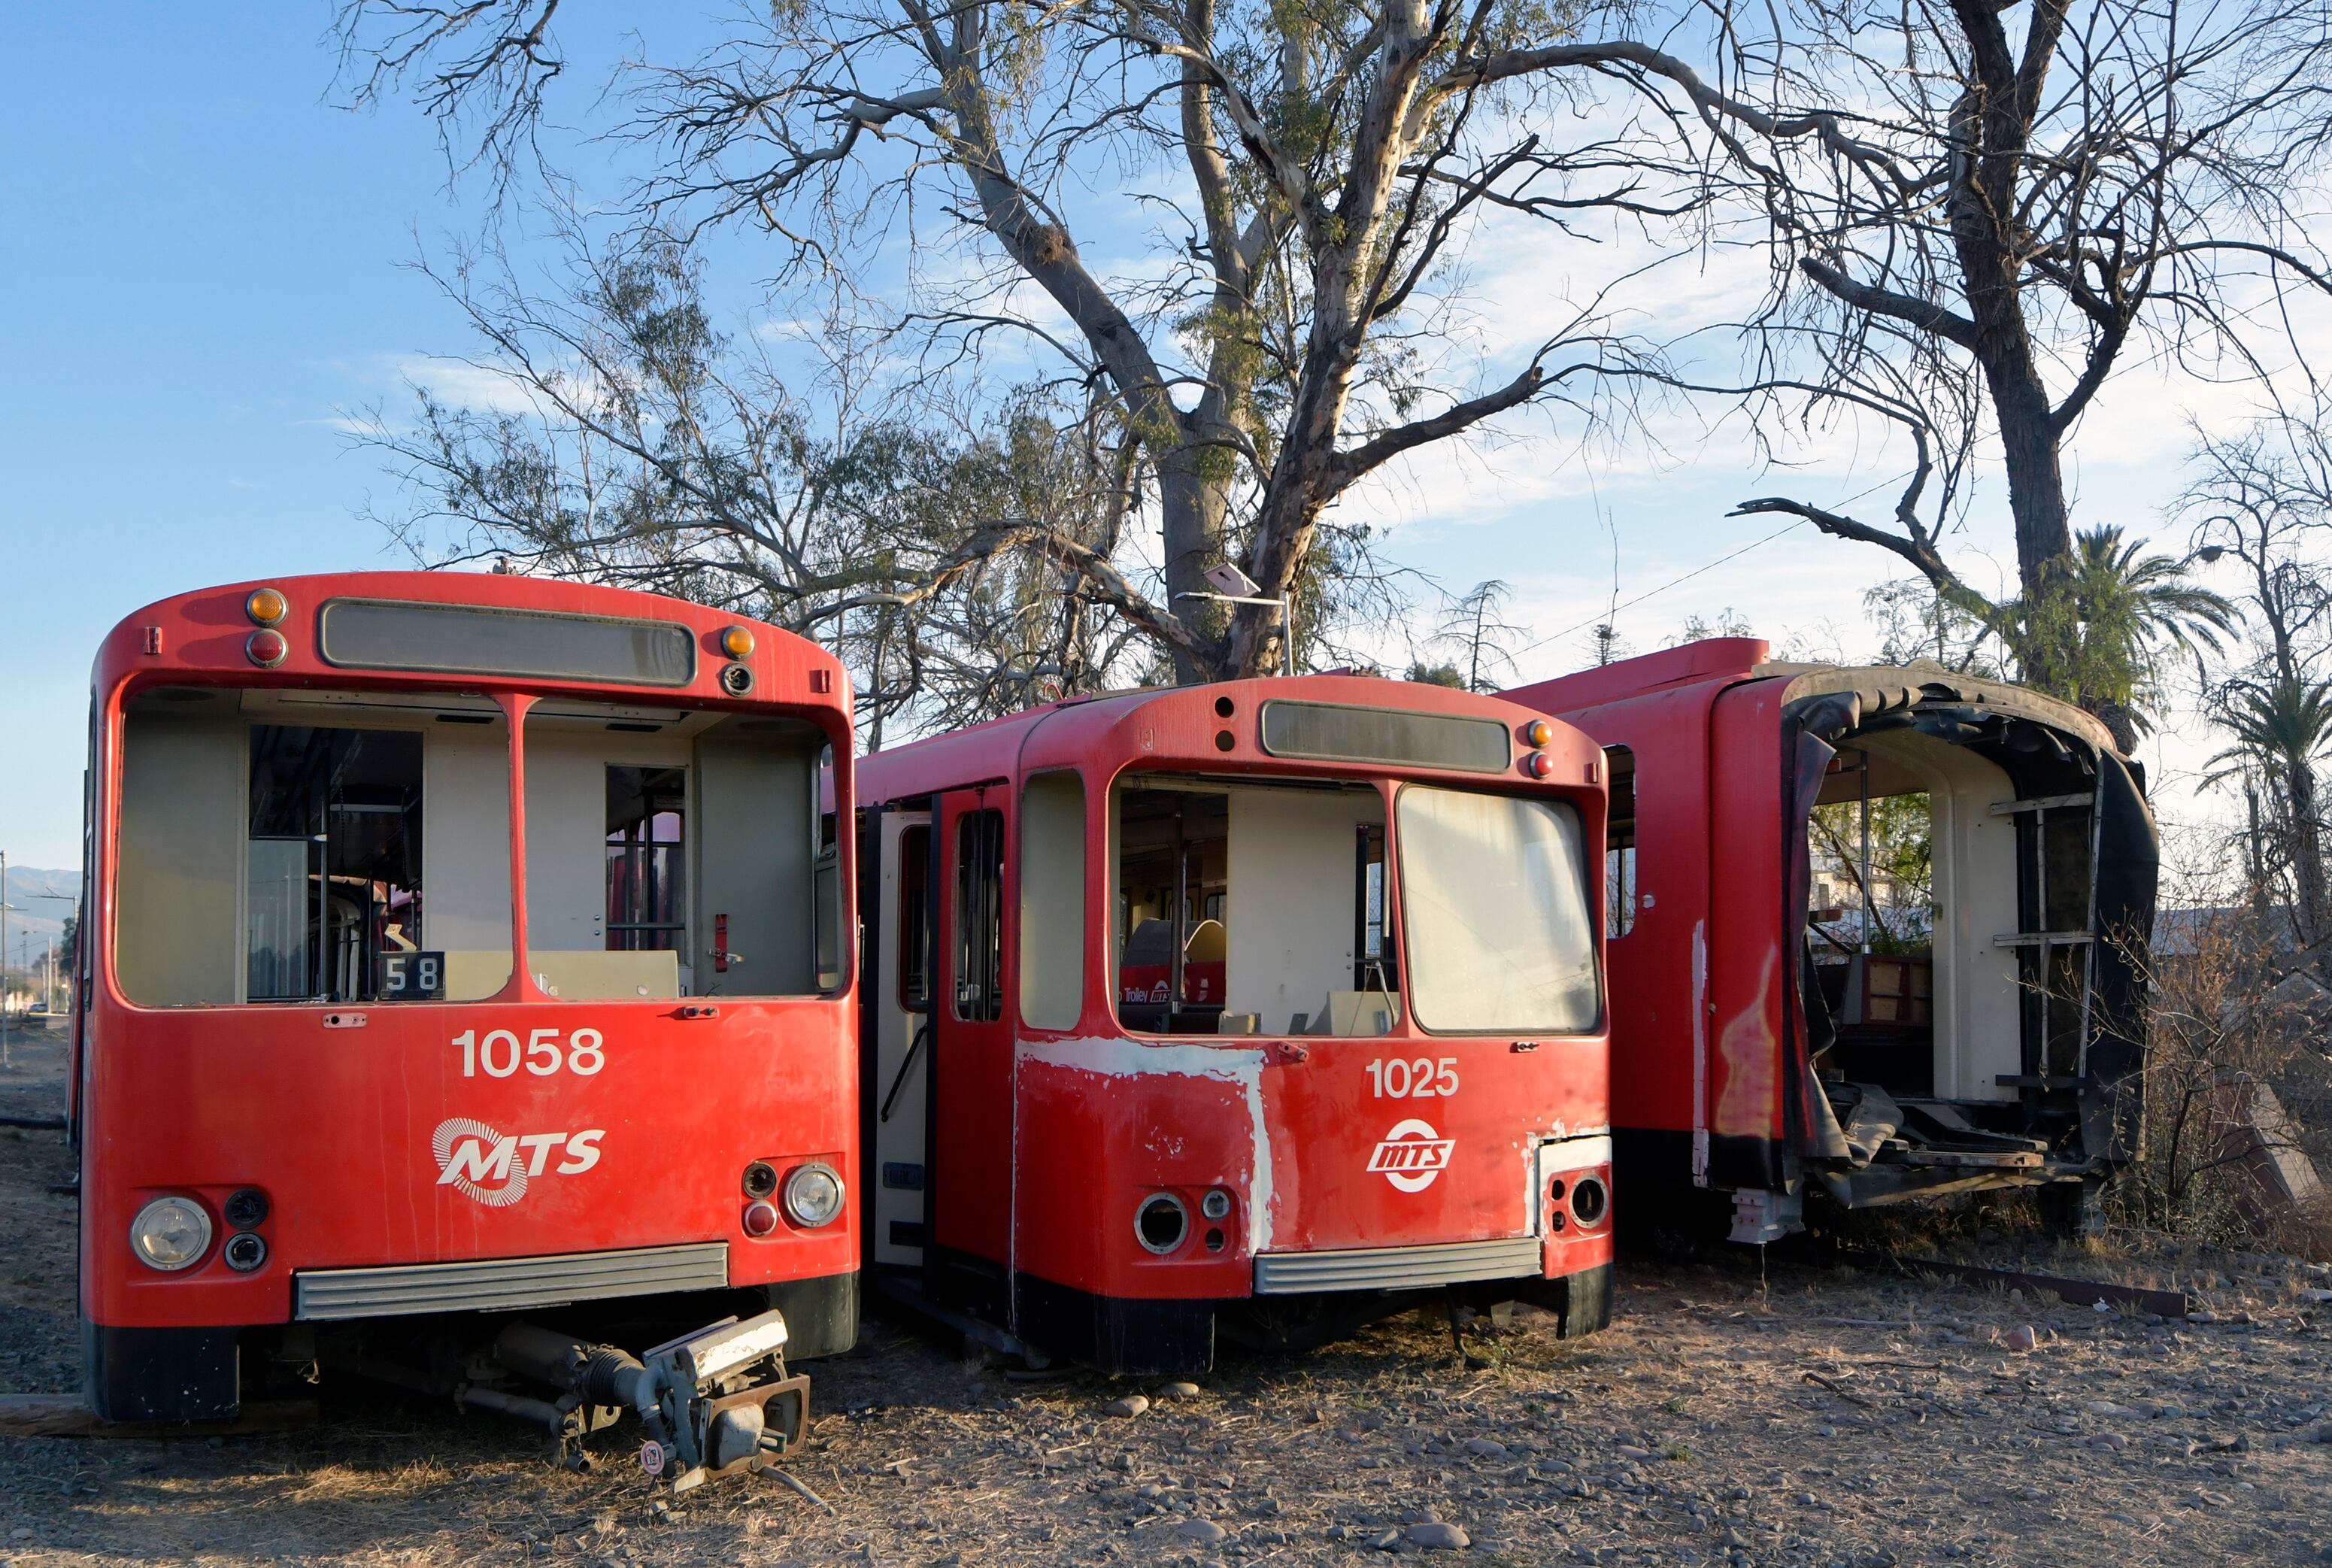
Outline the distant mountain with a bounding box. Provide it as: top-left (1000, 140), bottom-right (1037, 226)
top-left (3, 866), bottom-right (80, 966)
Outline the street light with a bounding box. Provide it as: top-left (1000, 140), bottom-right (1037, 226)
top-left (1175, 563), bottom-right (1295, 678)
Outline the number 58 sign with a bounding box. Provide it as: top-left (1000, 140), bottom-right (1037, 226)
top-left (378, 951), bottom-right (447, 1000)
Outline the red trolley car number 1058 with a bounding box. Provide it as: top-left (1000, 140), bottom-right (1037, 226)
top-left (453, 1027), bottom-right (608, 1078)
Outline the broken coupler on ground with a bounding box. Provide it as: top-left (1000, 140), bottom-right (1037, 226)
top-left (467, 1306), bottom-right (808, 1488)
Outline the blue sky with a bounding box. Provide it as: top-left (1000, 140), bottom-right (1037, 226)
top-left (0, 7), bottom-right (2297, 872)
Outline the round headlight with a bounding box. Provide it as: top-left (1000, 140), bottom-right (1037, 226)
top-left (130, 1196), bottom-right (214, 1272)
top-left (781, 1163), bottom-right (844, 1229)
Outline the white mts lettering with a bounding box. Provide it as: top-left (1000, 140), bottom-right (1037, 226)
top-left (556, 1130), bottom-right (604, 1174)
top-left (517, 1133), bottom-right (566, 1175)
top-left (438, 1136), bottom-right (517, 1186)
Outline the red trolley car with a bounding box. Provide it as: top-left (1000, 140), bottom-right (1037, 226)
top-left (75, 573), bottom-right (858, 1424)
top-left (1506, 640), bottom-right (2155, 1242)
top-left (857, 677), bottom-right (1614, 1373)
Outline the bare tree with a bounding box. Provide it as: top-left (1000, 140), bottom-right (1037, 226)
top-left (1581, 0), bottom-right (2332, 698)
top-left (1432, 578), bottom-right (1524, 690)
top-left (333, 0), bottom-right (1708, 682)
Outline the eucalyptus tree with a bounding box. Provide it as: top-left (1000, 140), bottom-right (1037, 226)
top-left (336, 0), bottom-right (1706, 681)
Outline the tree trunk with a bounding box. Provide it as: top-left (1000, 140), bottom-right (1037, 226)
top-left (1154, 440), bottom-right (1231, 684)
top-left (2286, 757), bottom-right (2330, 981)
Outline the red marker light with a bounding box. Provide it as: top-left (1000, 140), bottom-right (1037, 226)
top-left (742, 1200), bottom-right (779, 1237)
top-left (246, 629), bottom-right (288, 668)
top-left (1521, 751), bottom-right (1554, 779)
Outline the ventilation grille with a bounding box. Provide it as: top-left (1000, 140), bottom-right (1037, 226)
top-left (294, 1242), bottom-right (729, 1321)
top-left (1253, 1235), bottom-right (1541, 1295)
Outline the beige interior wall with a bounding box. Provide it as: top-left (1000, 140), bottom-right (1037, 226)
top-left (1018, 771), bottom-right (1086, 1030)
top-left (1856, 730), bottom-right (2022, 1101)
top-left (423, 721), bottom-right (514, 1000)
top-left (522, 724), bottom-right (691, 957)
top-left (694, 720), bottom-right (817, 996)
top-left (117, 706), bottom-right (245, 1006)
top-left (1224, 787), bottom-right (1379, 1033)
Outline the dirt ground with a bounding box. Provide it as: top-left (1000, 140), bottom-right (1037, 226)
top-left (4, 1033), bottom-right (2328, 1567)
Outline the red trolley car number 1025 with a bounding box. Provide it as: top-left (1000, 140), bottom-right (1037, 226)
top-left (453, 1027), bottom-right (608, 1078)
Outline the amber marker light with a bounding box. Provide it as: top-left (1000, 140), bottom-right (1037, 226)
top-left (246, 629), bottom-right (289, 668)
top-left (245, 587), bottom-right (288, 626)
top-left (1521, 717), bottom-right (1556, 748)
top-left (720, 625), bottom-right (756, 660)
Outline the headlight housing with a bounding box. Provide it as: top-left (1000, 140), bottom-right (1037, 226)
top-left (781, 1163), bottom-right (845, 1228)
top-left (130, 1196), bottom-right (214, 1272)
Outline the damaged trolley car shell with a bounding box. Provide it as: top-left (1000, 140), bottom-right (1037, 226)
top-left (1506, 640), bottom-right (2156, 1241)
top-left (857, 678), bottom-right (1616, 1374)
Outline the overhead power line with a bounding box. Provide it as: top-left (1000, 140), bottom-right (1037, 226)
top-left (1512, 519), bottom-right (1806, 661)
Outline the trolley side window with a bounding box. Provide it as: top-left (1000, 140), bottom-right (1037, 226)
top-left (525, 706), bottom-right (826, 999)
top-left (1018, 772), bottom-right (1086, 1031)
top-left (953, 808), bottom-right (1005, 1021)
top-left (1396, 787), bottom-right (1599, 1033)
top-left (1113, 777), bottom-right (1388, 1036)
top-left (898, 824), bottom-right (931, 1008)
top-left (1604, 745), bottom-right (1637, 939)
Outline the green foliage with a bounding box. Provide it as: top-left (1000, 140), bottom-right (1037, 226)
top-left (1994, 526), bottom-right (2237, 732)
top-left (1809, 790), bottom-right (1935, 953)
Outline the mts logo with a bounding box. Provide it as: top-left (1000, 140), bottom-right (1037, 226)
top-left (431, 1118), bottom-right (605, 1208)
top-left (1368, 1118), bottom-right (1456, 1193)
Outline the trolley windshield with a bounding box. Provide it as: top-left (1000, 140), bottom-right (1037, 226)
top-left (112, 684), bottom-right (835, 1006)
top-left (1396, 786), bottom-right (1598, 1033)
top-left (1109, 773), bottom-right (1597, 1036)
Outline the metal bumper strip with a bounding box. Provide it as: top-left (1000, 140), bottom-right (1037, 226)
top-left (294, 1242), bottom-right (730, 1321)
top-left (1252, 1234), bottom-right (1542, 1295)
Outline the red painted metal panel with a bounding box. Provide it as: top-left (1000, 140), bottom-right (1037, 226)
top-left (1706, 679), bottom-right (1791, 1149)
top-left (932, 789), bottom-right (1016, 1271)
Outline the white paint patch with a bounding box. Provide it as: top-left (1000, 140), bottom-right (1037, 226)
top-left (1692, 920), bottom-right (1710, 1187)
top-left (1015, 1036), bottom-right (1277, 1254)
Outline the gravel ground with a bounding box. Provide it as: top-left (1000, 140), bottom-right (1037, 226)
top-left (3, 1033), bottom-right (2328, 1567)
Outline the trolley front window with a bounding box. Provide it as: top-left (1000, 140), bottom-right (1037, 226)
top-left (1396, 787), bottom-right (1598, 1033)
top-left (523, 705), bottom-right (827, 999)
top-left (114, 687), bottom-right (514, 1006)
top-left (1113, 775), bottom-right (1393, 1036)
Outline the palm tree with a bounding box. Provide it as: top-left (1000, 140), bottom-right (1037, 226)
top-left (2206, 675), bottom-right (2332, 973)
top-left (1994, 525), bottom-right (2240, 751)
